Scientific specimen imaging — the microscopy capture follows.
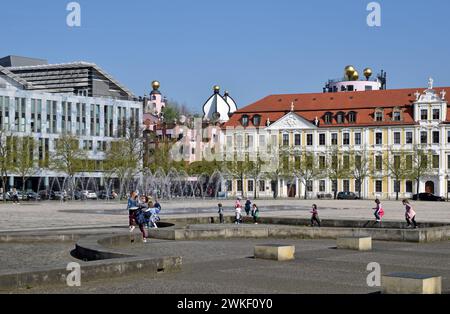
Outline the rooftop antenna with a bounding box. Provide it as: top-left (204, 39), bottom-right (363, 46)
top-left (377, 70), bottom-right (387, 90)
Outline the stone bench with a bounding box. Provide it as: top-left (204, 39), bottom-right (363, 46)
top-left (337, 237), bottom-right (372, 251)
top-left (382, 273), bottom-right (442, 294)
top-left (254, 244), bottom-right (295, 261)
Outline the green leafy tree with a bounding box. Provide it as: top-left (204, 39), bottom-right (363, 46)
top-left (0, 129), bottom-right (14, 200)
top-left (11, 136), bottom-right (39, 195)
top-left (51, 134), bottom-right (87, 198)
top-left (105, 117), bottom-right (144, 198)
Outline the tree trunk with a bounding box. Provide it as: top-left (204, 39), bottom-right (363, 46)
top-left (22, 176), bottom-right (27, 200)
top-left (358, 180), bottom-right (362, 199)
top-left (1, 176), bottom-right (6, 203)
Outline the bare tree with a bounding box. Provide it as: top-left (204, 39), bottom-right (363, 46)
top-left (350, 148), bottom-right (372, 199)
top-left (384, 149), bottom-right (411, 201)
top-left (292, 152), bottom-right (324, 199)
top-left (408, 147), bottom-right (432, 195)
top-left (327, 147), bottom-right (351, 199)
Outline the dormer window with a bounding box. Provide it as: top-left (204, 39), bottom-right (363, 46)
top-left (241, 115), bottom-right (249, 127)
top-left (336, 112), bottom-right (345, 124)
top-left (392, 107), bottom-right (402, 121)
top-left (348, 111), bottom-right (357, 123)
top-left (252, 114), bottom-right (261, 126)
top-left (324, 112), bottom-right (333, 124)
top-left (375, 108), bottom-right (384, 122)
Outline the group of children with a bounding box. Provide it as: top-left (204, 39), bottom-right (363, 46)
top-left (127, 191), bottom-right (162, 243)
top-left (128, 194), bottom-right (419, 242)
top-left (217, 198), bottom-right (260, 225)
top-left (310, 199), bottom-right (419, 228)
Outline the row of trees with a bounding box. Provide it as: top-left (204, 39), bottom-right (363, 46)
top-left (0, 117), bottom-right (437, 201)
top-left (203, 146), bottom-right (435, 200)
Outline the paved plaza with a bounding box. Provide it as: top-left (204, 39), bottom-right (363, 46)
top-left (0, 199), bottom-right (449, 294)
top-left (6, 236), bottom-right (450, 294)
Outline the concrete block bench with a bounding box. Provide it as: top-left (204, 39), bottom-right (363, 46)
top-left (254, 244), bottom-right (295, 261)
top-left (382, 273), bottom-right (442, 294)
top-left (337, 237), bottom-right (372, 251)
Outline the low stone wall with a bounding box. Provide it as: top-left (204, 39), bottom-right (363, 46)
top-left (0, 255), bottom-right (182, 291)
top-left (146, 217), bottom-right (450, 243)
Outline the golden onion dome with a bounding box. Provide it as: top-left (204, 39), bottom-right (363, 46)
top-left (363, 68), bottom-right (373, 80)
top-left (345, 65), bottom-right (356, 80)
top-left (351, 70), bottom-right (359, 81)
top-left (152, 80), bottom-right (160, 90)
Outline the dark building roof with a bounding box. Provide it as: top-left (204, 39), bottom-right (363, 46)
top-left (0, 55), bottom-right (48, 68)
top-left (0, 56), bottom-right (136, 100)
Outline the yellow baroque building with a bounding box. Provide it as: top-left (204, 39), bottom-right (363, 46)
top-left (220, 79), bottom-right (450, 200)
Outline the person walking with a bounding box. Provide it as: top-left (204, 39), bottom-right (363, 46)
top-left (244, 198), bottom-right (252, 216)
top-left (403, 199), bottom-right (418, 229)
top-left (127, 191), bottom-right (139, 232)
top-left (373, 199), bottom-right (384, 225)
top-left (218, 203), bottom-right (224, 224)
top-left (251, 204), bottom-right (260, 224)
top-left (134, 202), bottom-right (149, 243)
top-left (235, 198), bottom-right (242, 225)
top-left (11, 188), bottom-right (20, 204)
top-left (310, 204), bottom-right (321, 227)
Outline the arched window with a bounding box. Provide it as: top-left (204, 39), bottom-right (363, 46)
top-left (252, 114), bottom-right (261, 126)
top-left (324, 112), bottom-right (333, 125)
top-left (241, 115), bottom-right (249, 127)
top-left (336, 112), bottom-right (345, 124)
top-left (348, 111), bottom-right (357, 123)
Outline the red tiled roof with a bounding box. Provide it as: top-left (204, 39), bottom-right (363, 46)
top-left (224, 87), bottom-right (450, 128)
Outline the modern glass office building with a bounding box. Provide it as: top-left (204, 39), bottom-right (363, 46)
top-left (0, 56), bottom-right (142, 192)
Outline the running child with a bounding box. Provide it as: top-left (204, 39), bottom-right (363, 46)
top-left (310, 204), bottom-right (321, 227)
top-left (403, 199), bottom-right (418, 229)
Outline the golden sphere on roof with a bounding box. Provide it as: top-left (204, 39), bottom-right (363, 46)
top-left (152, 80), bottom-right (160, 90)
top-left (351, 70), bottom-right (359, 81)
top-left (363, 68), bottom-right (373, 79)
top-left (213, 85), bottom-right (220, 92)
top-left (345, 65), bottom-right (356, 80)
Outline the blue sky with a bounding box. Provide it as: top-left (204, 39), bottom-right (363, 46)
top-left (2, 0), bottom-right (450, 113)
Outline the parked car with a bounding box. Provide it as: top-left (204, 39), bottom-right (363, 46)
top-left (38, 190), bottom-right (50, 200)
top-left (25, 192), bottom-right (41, 201)
top-left (337, 192), bottom-right (360, 200)
top-left (72, 190), bottom-right (86, 200)
top-left (0, 192), bottom-right (11, 201)
top-left (317, 193), bottom-right (333, 199)
top-left (412, 193), bottom-right (445, 202)
top-left (50, 191), bottom-right (69, 201)
top-left (98, 190), bottom-right (117, 200)
top-left (82, 190), bottom-right (98, 200)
